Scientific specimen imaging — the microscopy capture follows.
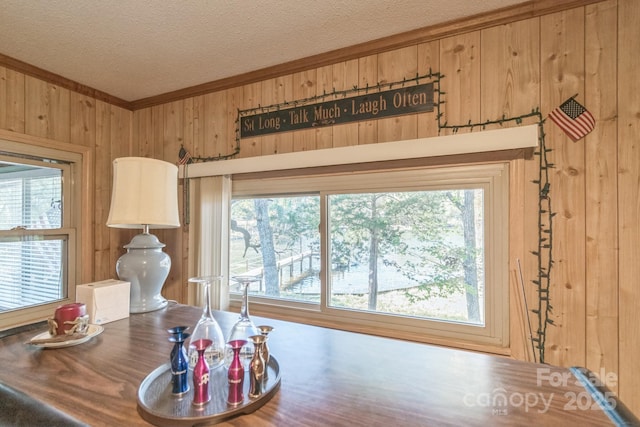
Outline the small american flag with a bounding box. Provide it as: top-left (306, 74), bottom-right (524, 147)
top-left (178, 146), bottom-right (193, 165)
top-left (548, 97), bottom-right (595, 142)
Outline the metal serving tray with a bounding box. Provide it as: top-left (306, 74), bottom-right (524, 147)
top-left (137, 357), bottom-right (280, 426)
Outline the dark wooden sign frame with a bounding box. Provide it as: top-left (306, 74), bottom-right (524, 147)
top-left (239, 83), bottom-right (434, 138)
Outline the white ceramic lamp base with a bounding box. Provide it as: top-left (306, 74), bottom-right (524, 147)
top-left (116, 233), bottom-right (170, 313)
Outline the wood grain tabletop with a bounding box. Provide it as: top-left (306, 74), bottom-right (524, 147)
top-left (0, 303), bottom-right (635, 426)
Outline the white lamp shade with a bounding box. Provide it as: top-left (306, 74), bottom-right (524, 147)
top-left (107, 157), bottom-right (180, 229)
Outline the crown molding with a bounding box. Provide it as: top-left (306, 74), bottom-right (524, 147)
top-left (0, 0), bottom-right (603, 111)
top-left (0, 53), bottom-right (132, 110)
top-left (130, 0), bottom-right (602, 110)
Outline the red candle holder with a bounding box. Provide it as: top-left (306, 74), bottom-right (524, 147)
top-left (192, 339), bottom-right (212, 406)
top-left (227, 339), bottom-right (247, 406)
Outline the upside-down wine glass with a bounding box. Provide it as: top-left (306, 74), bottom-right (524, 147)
top-left (224, 275), bottom-right (261, 369)
top-left (188, 276), bottom-right (225, 370)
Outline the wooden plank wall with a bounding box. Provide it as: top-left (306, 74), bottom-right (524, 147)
top-left (0, 73), bottom-right (135, 286)
top-left (1, 0), bottom-right (638, 415)
top-left (617, 0), bottom-right (640, 412)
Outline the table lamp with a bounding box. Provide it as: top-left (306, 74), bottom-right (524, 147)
top-left (106, 157), bottom-right (180, 313)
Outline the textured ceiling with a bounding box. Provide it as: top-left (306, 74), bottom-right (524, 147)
top-left (0, 0), bottom-right (524, 102)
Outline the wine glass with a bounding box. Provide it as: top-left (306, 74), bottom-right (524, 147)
top-left (224, 275), bottom-right (261, 368)
top-left (188, 276), bottom-right (225, 370)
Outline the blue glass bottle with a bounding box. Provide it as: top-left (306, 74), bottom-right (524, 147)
top-left (168, 326), bottom-right (190, 395)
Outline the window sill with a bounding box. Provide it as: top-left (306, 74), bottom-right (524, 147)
top-left (228, 298), bottom-right (511, 357)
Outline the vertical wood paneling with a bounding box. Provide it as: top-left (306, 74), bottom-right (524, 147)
top-left (69, 93), bottom-right (96, 147)
top-left (182, 97), bottom-right (195, 156)
top-left (94, 100), bottom-right (112, 281)
top-left (439, 32), bottom-right (481, 135)
top-left (618, 0), bottom-right (640, 412)
top-left (260, 78), bottom-right (278, 155)
top-left (164, 101), bottom-right (184, 164)
top-left (377, 46), bottom-right (418, 143)
top-left (191, 95), bottom-right (206, 159)
top-left (315, 64), bottom-right (333, 150)
top-left (133, 107), bottom-right (150, 158)
top-left (509, 158), bottom-right (535, 362)
top-left (69, 92), bottom-right (96, 282)
top-left (358, 55), bottom-right (378, 144)
top-left (24, 76), bottom-right (70, 142)
top-left (260, 75), bottom-right (294, 154)
top-left (276, 75), bottom-right (294, 153)
top-left (331, 59), bottom-right (358, 147)
top-left (238, 82), bottom-right (262, 158)
top-left (0, 66), bottom-right (25, 133)
top-left (203, 91), bottom-right (227, 158)
top-left (481, 19), bottom-right (541, 125)
top-left (584, 0), bottom-right (618, 392)
top-left (481, 18), bottom-right (541, 363)
top-left (149, 105), bottom-right (163, 158)
top-left (163, 100), bottom-right (184, 303)
top-left (227, 86), bottom-right (243, 157)
top-left (417, 41), bottom-right (439, 139)
top-left (109, 105), bottom-right (134, 274)
top-left (540, 8), bottom-right (587, 368)
top-left (292, 69), bottom-right (317, 151)
top-left (275, 75), bottom-right (294, 154)
top-left (182, 97), bottom-right (196, 290)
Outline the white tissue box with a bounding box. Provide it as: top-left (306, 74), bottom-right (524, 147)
top-left (76, 279), bottom-right (130, 324)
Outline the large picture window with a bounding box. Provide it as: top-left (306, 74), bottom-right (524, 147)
top-left (188, 126), bottom-right (536, 348)
top-left (230, 164), bottom-right (509, 347)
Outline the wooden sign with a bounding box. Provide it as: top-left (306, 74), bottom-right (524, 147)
top-left (240, 83), bottom-right (434, 138)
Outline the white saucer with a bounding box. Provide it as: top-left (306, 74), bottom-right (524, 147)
top-left (29, 324), bottom-right (104, 349)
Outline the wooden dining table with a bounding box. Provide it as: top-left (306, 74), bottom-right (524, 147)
top-left (0, 302), bottom-right (636, 426)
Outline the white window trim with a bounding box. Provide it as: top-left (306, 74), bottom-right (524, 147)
top-left (181, 125), bottom-right (538, 178)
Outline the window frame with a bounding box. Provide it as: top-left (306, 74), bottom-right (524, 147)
top-left (231, 163), bottom-right (510, 348)
top-left (185, 125), bottom-right (538, 352)
top-left (0, 132), bottom-right (90, 331)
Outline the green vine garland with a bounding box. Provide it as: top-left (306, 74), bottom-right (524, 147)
top-left (181, 71), bottom-right (554, 363)
top-left (433, 76), bottom-right (553, 364)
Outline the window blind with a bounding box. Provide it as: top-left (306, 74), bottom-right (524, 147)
top-left (0, 167), bottom-right (64, 311)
